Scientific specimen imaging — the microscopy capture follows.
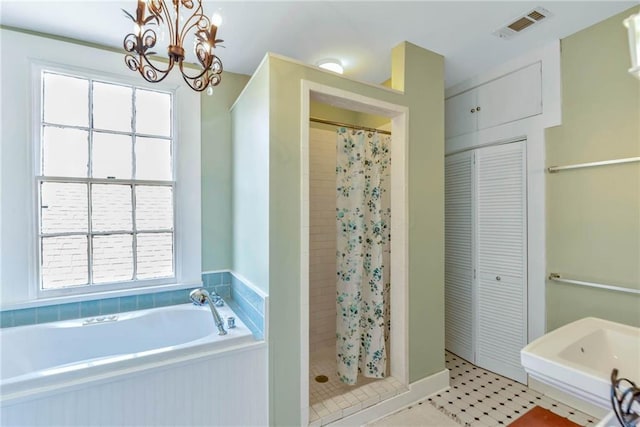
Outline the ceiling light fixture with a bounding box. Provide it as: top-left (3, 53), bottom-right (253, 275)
top-left (623, 12), bottom-right (640, 79)
top-left (317, 59), bottom-right (344, 74)
top-left (123, 0), bottom-right (224, 94)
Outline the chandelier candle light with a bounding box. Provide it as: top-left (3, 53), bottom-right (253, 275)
top-left (624, 12), bottom-right (640, 79)
top-left (123, 0), bottom-right (224, 93)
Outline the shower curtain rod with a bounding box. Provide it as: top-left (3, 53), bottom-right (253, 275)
top-left (309, 117), bottom-right (392, 135)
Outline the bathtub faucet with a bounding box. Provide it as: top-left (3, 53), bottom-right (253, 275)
top-left (189, 289), bottom-right (227, 335)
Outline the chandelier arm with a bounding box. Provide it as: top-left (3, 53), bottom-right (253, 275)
top-left (178, 59), bottom-right (208, 80)
top-left (177, 56), bottom-right (222, 91)
top-left (177, 60), bottom-right (208, 91)
top-left (192, 37), bottom-right (215, 69)
top-left (124, 25), bottom-right (175, 79)
top-left (141, 56), bottom-right (174, 84)
top-left (178, 1), bottom-right (207, 46)
top-left (183, 51), bottom-right (222, 79)
top-left (139, 51), bottom-right (175, 78)
top-left (156, 0), bottom-right (175, 46)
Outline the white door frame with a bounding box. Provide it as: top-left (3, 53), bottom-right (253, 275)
top-left (299, 80), bottom-right (409, 425)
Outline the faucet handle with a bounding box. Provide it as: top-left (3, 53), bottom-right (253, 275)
top-left (189, 288), bottom-right (210, 305)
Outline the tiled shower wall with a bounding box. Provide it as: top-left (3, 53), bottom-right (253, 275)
top-left (309, 127), bottom-right (338, 353)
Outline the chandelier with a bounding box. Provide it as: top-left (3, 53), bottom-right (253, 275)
top-left (123, 0), bottom-right (224, 93)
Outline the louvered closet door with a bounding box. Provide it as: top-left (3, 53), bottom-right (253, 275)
top-left (444, 151), bottom-right (474, 362)
top-left (476, 141), bottom-right (527, 384)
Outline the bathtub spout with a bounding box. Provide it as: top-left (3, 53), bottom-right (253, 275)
top-left (189, 289), bottom-right (227, 335)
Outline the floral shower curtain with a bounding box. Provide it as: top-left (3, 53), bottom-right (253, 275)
top-left (335, 127), bottom-right (390, 385)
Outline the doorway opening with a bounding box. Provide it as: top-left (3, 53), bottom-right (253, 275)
top-left (300, 81), bottom-right (409, 425)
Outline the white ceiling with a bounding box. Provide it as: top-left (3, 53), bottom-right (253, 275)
top-left (0, 1), bottom-right (637, 87)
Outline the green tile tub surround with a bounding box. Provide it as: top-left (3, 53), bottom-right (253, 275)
top-left (0, 272), bottom-right (266, 339)
top-left (80, 300), bottom-right (101, 317)
top-left (12, 308), bottom-right (36, 327)
top-left (0, 272), bottom-right (231, 328)
top-left (227, 274), bottom-right (265, 340)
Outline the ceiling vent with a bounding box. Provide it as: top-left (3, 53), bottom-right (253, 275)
top-left (493, 7), bottom-right (552, 40)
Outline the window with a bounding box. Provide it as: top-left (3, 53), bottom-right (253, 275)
top-left (37, 70), bottom-right (175, 293)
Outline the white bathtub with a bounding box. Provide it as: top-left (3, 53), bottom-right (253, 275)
top-left (521, 317), bottom-right (640, 414)
top-left (0, 302), bottom-right (268, 426)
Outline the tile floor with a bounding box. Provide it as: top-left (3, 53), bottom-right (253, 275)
top-left (370, 352), bottom-right (600, 427)
top-left (369, 400), bottom-right (460, 426)
top-left (423, 352), bottom-right (598, 427)
top-left (309, 347), bottom-right (407, 426)
top-left (310, 350), bottom-right (601, 426)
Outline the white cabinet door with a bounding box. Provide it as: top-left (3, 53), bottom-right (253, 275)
top-left (445, 90), bottom-right (478, 139)
top-left (445, 62), bottom-right (543, 140)
top-left (475, 141), bottom-right (527, 383)
top-left (477, 62), bottom-right (542, 130)
top-left (444, 151), bottom-right (474, 362)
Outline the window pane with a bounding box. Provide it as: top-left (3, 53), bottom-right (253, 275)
top-left (43, 73), bottom-right (88, 127)
top-left (92, 234), bottom-right (133, 283)
top-left (135, 137), bottom-right (171, 180)
top-left (92, 132), bottom-right (132, 179)
top-left (136, 233), bottom-right (173, 279)
top-left (42, 127), bottom-right (88, 177)
top-left (91, 184), bottom-right (132, 232)
top-left (136, 186), bottom-right (173, 230)
top-left (93, 82), bottom-right (133, 132)
top-left (135, 89), bottom-right (171, 137)
top-left (41, 182), bottom-right (88, 234)
top-left (41, 235), bottom-right (88, 289)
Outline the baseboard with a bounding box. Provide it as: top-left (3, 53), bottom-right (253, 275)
top-left (327, 369), bottom-right (450, 426)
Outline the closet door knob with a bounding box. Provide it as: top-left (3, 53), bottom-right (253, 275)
top-left (476, 106), bottom-right (481, 111)
top-left (496, 276), bottom-right (501, 281)
top-left (470, 108), bottom-right (476, 113)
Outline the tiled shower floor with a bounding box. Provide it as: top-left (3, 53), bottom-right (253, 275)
top-left (424, 351), bottom-right (598, 426)
top-left (309, 347), bottom-right (406, 426)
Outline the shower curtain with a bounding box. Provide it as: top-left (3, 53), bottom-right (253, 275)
top-left (335, 127), bottom-right (390, 385)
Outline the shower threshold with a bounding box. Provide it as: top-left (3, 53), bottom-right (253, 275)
top-left (309, 349), bottom-right (406, 426)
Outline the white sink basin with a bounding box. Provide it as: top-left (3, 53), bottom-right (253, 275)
top-left (521, 317), bottom-right (640, 409)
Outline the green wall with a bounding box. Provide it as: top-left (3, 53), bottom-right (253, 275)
top-left (262, 42), bottom-right (444, 425)
top-left (201, 71), bottom-right (250, 271)
top-left (392, 42), bottom-right (446, 382)
top-left (546, 7), bottom-right (640, 331)
top-left (230, 64), bottom-right (271, 292)
top-left (309, 102), bottom-right (359, 129)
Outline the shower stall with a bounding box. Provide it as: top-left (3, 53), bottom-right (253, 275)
top-left (307, 111), bottom-right (404, 424)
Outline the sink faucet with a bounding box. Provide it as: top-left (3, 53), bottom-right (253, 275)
top-left (189, 289), bottom-right (227, 335)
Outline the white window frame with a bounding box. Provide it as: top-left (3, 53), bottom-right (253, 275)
top-left (0, 30), bottom-right (202, 308)
top-left (31, 62), bottom-right (181, 299)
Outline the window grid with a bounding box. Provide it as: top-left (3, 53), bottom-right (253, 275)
top-left (87, 81), bottom-right (94, 285)
top-left (131, 87), bottom-right (137, 282)
top-left (38, 71), bottom-right (175, 292)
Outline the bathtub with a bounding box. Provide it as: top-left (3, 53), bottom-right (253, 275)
top-left (521, 317), bottom-right (640, 415)
top-left (1, 302), bottom-right (268, 426)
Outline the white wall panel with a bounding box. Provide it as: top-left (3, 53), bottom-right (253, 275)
top-left (1, 345), bottom-right (268, 426)
top-left (309, 127), bottom-right (338, 352)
